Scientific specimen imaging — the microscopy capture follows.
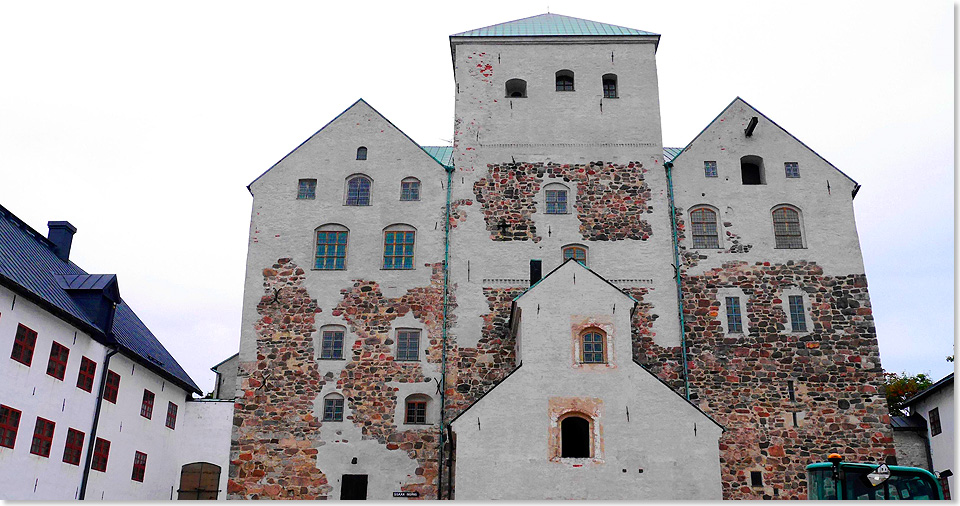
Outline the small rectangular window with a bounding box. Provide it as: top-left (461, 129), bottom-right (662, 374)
top-left (405, 401), bottom-right (427, 424)
top-left (784, 162), bottom-right (800, 178)
top-left (396, 330), bottom-right (420, 361)
top-left (400, 181), bottom-right (420, 201)
top-left (704, 161), bottom-right (718, 178)
top-left (46, 341), bottom-right (70, 380)
top-left (165, 402), bottom-right (178, 430)
top-left (0, 404), bottom-right (22, 449)
top-left (11, 323), bottom-right (38, 366)
top-left (297, 179), bottom-right (317, 200)
top-left (77, 356), bottom-right (97, 392)
top-left (104, 370), bottom-right (121, 403)
top-left (320, 330), bottom-right (345, 360)
top-left (30, 417), bottom-right (55, 457)
top-left (91, 437), bottom-right (110, 472)
top-left (323, 398), bottom-right (344, 421)
top-left (132, 451), bottom-right (148, 482)
top-left (62, 428), bottom-right (85, 465)
top-left (140, 390), bottom-right (155, 419)
top-left (545, 189), bottom-right (568, 214)
top-left (383, 231), bottom-right (415, 270)
top-left (726, 297), bottom-right (743, 333)
top-left (929, 407), bottom-right (942, 436)
top-left (751, 471), bottom-right (763, 487)
top-left (788, 295), bottom-right (807, 332)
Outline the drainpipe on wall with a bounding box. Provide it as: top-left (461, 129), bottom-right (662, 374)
top-left (79, 346), bottom-right (119, 500)
top-left (438, 164), bottom-right (454, 498)
top-left (665, 161), bottom-right (691, 400)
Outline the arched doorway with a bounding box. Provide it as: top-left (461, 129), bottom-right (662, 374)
top-left (177, 462), bottom-right (221, 500)
top-left (560, 415), bottom-right (591, 458)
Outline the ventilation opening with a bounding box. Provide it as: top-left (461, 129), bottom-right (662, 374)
top-left (505, 78), bottom-right (527, 98)
top-left (561, 416), bottom-right (590, 458)
top-left (740, 155), bottom-right (764, 185)
top-left (341, 474), bottom-right (368, 500)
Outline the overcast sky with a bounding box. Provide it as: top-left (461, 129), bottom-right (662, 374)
top-left (0, 1), bottom-right (953, 392)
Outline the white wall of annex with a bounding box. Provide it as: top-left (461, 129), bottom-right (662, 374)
top-left (912, 384), bottom-right (954, 494)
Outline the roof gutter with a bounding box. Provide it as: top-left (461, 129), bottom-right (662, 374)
top-left (79, 345), bottom-right (119, 500)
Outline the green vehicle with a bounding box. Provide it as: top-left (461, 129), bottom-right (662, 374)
top-left (807, 454), bottom-right (944, 500)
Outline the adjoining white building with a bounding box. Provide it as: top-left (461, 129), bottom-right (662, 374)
top-left (0, 204), bottom-right (232, 500)
top-left (900, 373), bottom-right (954, 499)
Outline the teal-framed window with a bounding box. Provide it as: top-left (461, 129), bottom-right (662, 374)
top-left (788, 295), bottom-right (807, 332)
top-left (726, 297), bottom-right (743, 333)
top-left (580, 330), bottom-right (606, 364)
top-left (383, 228), bottom-right (415, 270)
top-left (315, 228), bottom-right (348, 270)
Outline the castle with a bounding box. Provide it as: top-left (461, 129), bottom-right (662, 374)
top-left (229, 13), bottom-right (892, 500)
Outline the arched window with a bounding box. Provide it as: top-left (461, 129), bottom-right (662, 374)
top-left (315, 224), bottom-right (348, 270)
top-left (404, 394), bottom-right (429, 425)
top-left (740, 155), bottom-right (765, 185)
top-left (400, 177), bottom-right (420, 201)
top-left (556, 70), bottom-right (575, 91)
top-left (772, 205), bottom-right (803, 249)
top-left (345, 175), bottom-right (372, 206)
top-left (602, 74), bottom-right (618, 98)
top-left (505, 78), bottom-right (527, 98)
top-left (560, 414), bottom-right (591, 458)
top-left (544, 183), bottom-right (569, 214)
top-left (356, 146), bottom-right (367, 160)
top-left (562, 244), bottom-right (587, 266)
top-left (689, 207), bottom-right (720, 249)
top-left (177, 462), bottom-right (221, 499)
top-left (319, 325), bottom-right (346, 360)
top-left (580, 328), bottom-right (606, 364)
top-left (383, 224), bottom-right (416, 270)
top-left (323, 393), bottom-right (344, 422)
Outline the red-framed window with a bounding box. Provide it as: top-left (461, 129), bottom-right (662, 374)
top-left (131, 451), bottom-right (147, 482)
top-left (91, 437), bottom-right (110, 472)
top-left (165, 402), bottom-right (178, 430)
top-left (29, 417), bottom-right (55, 457)
top-left (11, 323), bottom-right (38, 366)
top-left (0, 404), bottom-right (22, 449)
top-left (62, 428), bottom-right (85, 465)
top-left (76, 356), bottom-right (97, 392)
top-left (103, 370), bottom-right (120, 403)
top-left (140, 390), bottom-right (155, 419)
top-left (45, 341), bottom-right (70, 380)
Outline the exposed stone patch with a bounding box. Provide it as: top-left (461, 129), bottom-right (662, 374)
top-left (447, 199), bottom-right (472, 229)
top-left (473, 161), bottom-right (653, 242)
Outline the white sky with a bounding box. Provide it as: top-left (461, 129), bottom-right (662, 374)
top-left (0, 1), bottom-right (953, 393)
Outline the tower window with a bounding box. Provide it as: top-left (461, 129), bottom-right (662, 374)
top-left (297, 179), bottom-right (317, 200)
top-left (602, 74), bottom-right (618, 98)
top-left (580, 329), bottom-right (606, 364)
top-left (772, 206), bottom-right (803, 249)
top-left (556, 70), bottom-right (575, 91)
top-left (704, 161), bottom-right (718, 178)
top-left (740, 155), bottom-right (765, 185)
top-left (690, 207), bottom-right (720, 249)
top-left (784, 162), bottom-right (800, 178)
top-left (400, 177), bottom-right (421, 201)
top-left (788, 295), bottom-right (807, 332)
top-left (505, 78), bottom-right (527, 98)
top-left (562, 245), bottom-right (587, 266)
top-left (323, 394), bottom-right (344, 422)
top-left (560, 415), bottom-right (591, 458)
top-left (345, 175), bottom-right (372, 206)
top-left (356, 146), bottom-right (367, 160)
top-left (725, 297), bottom-right (743, 333)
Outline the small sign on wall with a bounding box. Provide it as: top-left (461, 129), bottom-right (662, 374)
top-left (393, 491), bottom-right (419, 498)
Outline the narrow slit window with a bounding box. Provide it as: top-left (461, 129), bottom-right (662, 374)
top-left (396, 330), bottom-right (420, 361)
top-left (297, 179), bottom-right (317, 200)
top-left (345, 175), bottom-right (372, 206)
top-left (46, 341), bottom-right (69, 380)
top-left (726, 297), bottom-right (743, 333)
top-left (704, 161), bottom-right (718, 178)
top-left (0, 404), bottom-right (22, 449)
top-left (690, 207), bottom-right (720, 249)
top-left (772, 206), bottom-right (803, 249)
top-left (323, 396), bottom-right (344, 422)
top-left (581, 330), bottom-right (606, 364)
top-left (788, 295), bottom-right (807, 332)
top-left (11, 323), bottom-right (38, 366)
top-left (62, 428), bottom-right (84, 465)
top-left (77, 356), bottom-right (97, 392)
top-left (383, 229), bottom-right (415, 270)
top-left (320, 328), bottom-right (345, 360)
top-left (140, 390), bottom-right (155, 419)
top-left (30, 417), bottom-right (55, 457)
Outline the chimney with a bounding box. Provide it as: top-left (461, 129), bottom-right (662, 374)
top-left (530, 259), bottom-right (542, 285)
top-left (47, 221), bottom-right (77, 262)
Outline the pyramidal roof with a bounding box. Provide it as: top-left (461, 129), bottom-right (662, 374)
top-left (452, 13), bottom-right (656, 37)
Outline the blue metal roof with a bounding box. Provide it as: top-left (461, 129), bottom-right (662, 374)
top-left (452, 13), bottom-right (656, 37)
top-left (663, 147), bottom-right (682, 162)
top-left (421, 145), bottom-right (454, 168)
top-left (0, 204), bottom-right (201, 393)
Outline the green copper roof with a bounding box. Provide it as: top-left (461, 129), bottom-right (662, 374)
top-left (452, 13), bottom-right (656, 38)
top-left (421, 145), bottom-right (454, 168)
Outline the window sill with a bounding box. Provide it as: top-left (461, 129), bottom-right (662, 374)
top-left (312, 268), bottom-right (347, 271)
top-left (774, 247), bottom-right (807, 250)
top-left (343, 204), bottom-right (372, 207)
top-left (322, 419), bottom-right (343, 423)
top-left (318, 357), bottom-right (345, 361)
top-left (382, 268), bottom-right (416, 271)
top-left (395, 359), bottom-right (421, 363)
top-left (295, 198), bottom-right (316, 201)
top-left (603, 96), bottom-right (619, 99)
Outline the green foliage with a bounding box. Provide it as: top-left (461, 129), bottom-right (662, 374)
top-left (883, 372), bottom-right (933, 416)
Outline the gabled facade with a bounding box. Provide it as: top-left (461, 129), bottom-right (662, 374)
top-left (231, 13), bottom-right (892, 500)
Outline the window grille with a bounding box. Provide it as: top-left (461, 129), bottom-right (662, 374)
top-left (0, 405), bottom-right (21, 449)
top-left (166, 402), bottom-right (178, 430)
top-left (315, 231), bottom-right (347, 270)
top-left (383, 231), bottom-right (415, 270)
top-left (77, 356), bottom-right (96, 392)
top-left (11, 323), bottom-right (37, 366)
top-left (141, 390), bottom-right (155, 419)
top-left (789, 295), bottom-right (807, 332)
top-left (784, 162), bottom-right (800, 178)
top-left (545, 189), bottom-right (568, 214)
top-left (396, 330), bottom-right (420, 361)
top-left (405, 400), bottom-right (427, 424)
top-left (773, 207), bottom-right (803, 248)
top-left (401, 180), bottom-right (420, 201)
top-left (62, 428), bottom-right (84, 465)
top-left (346, 176), bottom-right (372, 206)
top-left (91, 437), bottom-right (110, 472)
top-left (320, 330), bottom-right (345, 360)
top-left (726, 297), bottom-right (743, 333)
top-left (297, 179), bottom-right (317, 199)
top-left (103, 370), bottom-right (121, 404)
top-left (323, 397), bottom-right (344, 422)
top-left (581, 331), bottom-right (606, 364)
top-left (562, 246), bottom-right (587, 266)
top-left (132, 451), bottom-right (148, 482)
top-left (46, 341), bottom-right (69, 380)
top-left (704, 161), bottom-right (718, 178)
top-left (30, 417), bottom-right (55, 457)
top-left (690, 208), bottom-right (720, 249)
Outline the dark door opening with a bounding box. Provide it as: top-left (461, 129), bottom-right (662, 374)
top-left (341, 474), bottom-right (368, 500)
top-left (177, 462), bottom-right (221, 500)
top-left (561, 416), bottom-right (591, 458)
